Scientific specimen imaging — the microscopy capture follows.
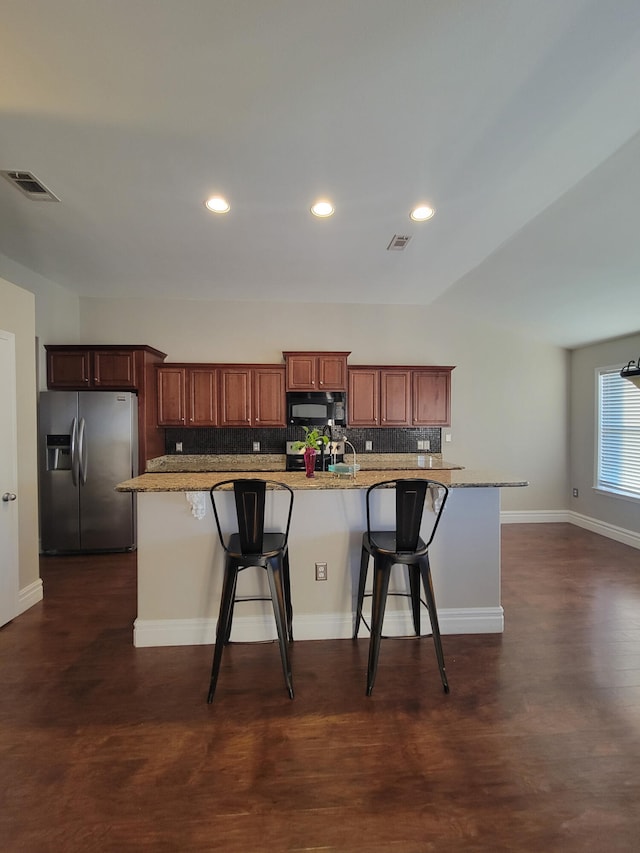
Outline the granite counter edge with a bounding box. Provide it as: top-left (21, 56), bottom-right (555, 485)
top-left (117, 471), bottom-right (528, 492)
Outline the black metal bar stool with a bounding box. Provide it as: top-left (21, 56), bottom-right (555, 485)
top-left (353, 478), bottom-right (450, 696)
top-left (207, 478), bottom-right (294, 702)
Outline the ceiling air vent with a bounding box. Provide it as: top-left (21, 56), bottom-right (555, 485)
top-left (387, 234), bottom-right (412, 251)
top-left (0, 170), bottom-right (60, 201)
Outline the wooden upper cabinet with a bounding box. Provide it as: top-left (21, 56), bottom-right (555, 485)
top-left (92, 350), bottom-right (136, 387)
top-left (380, 370), bottom-right (412, 426)
top-left (46, 345), bottom-right (165, 390)
top-left (156, 363), bottom-right (285, 428)
top-left (157, 366), bottom-right (186, 426)
top-left (285, 353), bottom-right (315, 390)
top-left (219, 367), bottom-right (252, 427)
top-left (283, 351), bottom-right (350, 391)
top-left (317, 354), bottom-right (348, 390)
top-left (253, 367), bottom-right (286, 427)
top-left (412, 369), bottom-right (452, 426)
top-left (46, 348), bottom-right (92, 387)
top-left (348, 368), bottom-right (380, 426)
top-left (47, 347), bottom-right (137, 388)
top-left (157, 365), bottom-right (219, 427)
top-left (47, 347), bottom-right (136, 388)
top-left (188, 368), bottom-right (219, 427)
top-left (348, 365), bottom-right (454, 427)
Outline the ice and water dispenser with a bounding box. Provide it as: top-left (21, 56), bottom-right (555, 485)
top-left (46, 434), bottom-right (72, 471)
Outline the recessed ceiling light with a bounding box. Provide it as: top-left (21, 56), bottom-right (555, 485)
top-left (410, 204), bottom-right (435, 222)
top-left (205, 196), bottom-right (230, 213)
top-left (310, 200), bottom-right (334, 218)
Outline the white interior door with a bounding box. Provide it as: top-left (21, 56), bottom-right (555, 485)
top-left (0, 329), bottom-right (19, 626)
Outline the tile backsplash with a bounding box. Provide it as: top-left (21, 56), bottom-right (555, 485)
top-left (164, 426), bottom-right (441, 455)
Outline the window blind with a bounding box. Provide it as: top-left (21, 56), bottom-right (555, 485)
top-left (597, 369), bottom-right (640, 498)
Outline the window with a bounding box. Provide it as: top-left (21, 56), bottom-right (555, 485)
top-left (596, 367), bottom-right (640, 499)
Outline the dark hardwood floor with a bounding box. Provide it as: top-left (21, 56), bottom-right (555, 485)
top-left (1, 524), bottom-right (640, 852)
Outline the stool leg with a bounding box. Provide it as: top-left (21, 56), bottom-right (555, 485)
top-left (419, 557), bottom-right (449, 694)
top-left (282, 548), bottom-right (294, 642)
top-left (367, 556), bottom-right (392, 696)
top-left (208, 561), bottom-right (239, 703)
top-left (408, 563), bottom-right (421, 636)
top-left (266, 558), bottom-right (294, 699)
top-left (223, 569), bottom-right (240, 644)
top-left (353, 541), bottom-right (370, 639)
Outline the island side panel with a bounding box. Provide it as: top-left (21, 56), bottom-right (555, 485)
top-left (133, 487), bottom-right (502, 647)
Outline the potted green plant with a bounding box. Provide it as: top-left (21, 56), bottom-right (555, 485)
top-left (292, 426), bottom-right (329, 478)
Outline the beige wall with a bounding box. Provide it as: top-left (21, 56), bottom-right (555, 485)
top-left (0, 254), bottom-right (80, 389)
top-left (570, 331), bottom-right (640, 534)
top-left (79, 296), bottom-right (569, 512)
top-left (0, 276), bottom-right (39, 590)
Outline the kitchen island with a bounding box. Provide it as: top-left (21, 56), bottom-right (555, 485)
top-left (117, 458), bottom-right (527, 648)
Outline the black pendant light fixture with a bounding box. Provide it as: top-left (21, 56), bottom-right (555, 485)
top-left (620, 358), bottom-right (640, 389)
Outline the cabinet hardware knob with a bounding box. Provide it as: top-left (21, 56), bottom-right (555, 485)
top-left (2, 492), bottom-right (17, 502)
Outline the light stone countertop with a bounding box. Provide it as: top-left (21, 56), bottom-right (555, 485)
top-left (117, 467), bottom-right (528, 493)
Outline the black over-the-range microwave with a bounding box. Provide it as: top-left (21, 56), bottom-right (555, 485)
top-left (286, 391), bottom-right (347, 427)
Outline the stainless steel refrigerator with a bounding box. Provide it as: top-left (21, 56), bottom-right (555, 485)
top-left (39, 391), bottom-right (138, 553)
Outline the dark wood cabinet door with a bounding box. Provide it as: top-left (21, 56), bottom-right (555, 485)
top-left (348, 369), bottom-right (380, 426)
top-left (380, 369), bottom-right (411, 426)
top-left (284, 352), bottom-right (350, 390)
top-left (286, 355), bottom-right (317, 390)
top-left (412, 370), bottom-right (451, 426)
top-left (157, 367), bottom-right (186, 425)
top-left (92, 350), bottom-right (136, 388)
top-left (188, 368), bottom-right (219, 426)
top-left (318, 355), bottom-right (347, 391)
top-left (220, 368), bottom-right (251, 426)
top-left (47, 349), bottom-right (92, 388)
top-left (253, 368), bottom-right (285, 426)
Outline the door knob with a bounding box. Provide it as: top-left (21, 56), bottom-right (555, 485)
top-left (2, 492), bottom-right (17, 502)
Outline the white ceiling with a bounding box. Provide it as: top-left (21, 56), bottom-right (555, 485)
top-left (1, 0), bottom-right (640, 348)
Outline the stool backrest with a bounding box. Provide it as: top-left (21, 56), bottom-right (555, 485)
top-left (234, 480), bottom-right (266, 553)
top-left (366, 478), bottom-right (449, 553)
top-left (210, 479), bottom-right (294, 555)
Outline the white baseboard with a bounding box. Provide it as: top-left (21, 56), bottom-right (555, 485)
top-left (567, 511), bottom-right (640, 550)
top-left (18, 578), bottom-right (43, 615)
top-left (500, 509), bottom-right (640, 550)
top-left (133, 606), bottom-right (504, 648)
top-left (501, 509), bottom-right (570, 524)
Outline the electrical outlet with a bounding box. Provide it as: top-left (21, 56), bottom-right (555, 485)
top-left (175, 442), bottom-right (183, 452)
top-left (365, 440), bottom-right (373, 451)
top-left (444, 432), bottom-right (452, 443)
top-left (417, 440), bottom-right (431, 450)
top-left (315, 561), bottom-right (327, 581)
top-left (252, 441), bottom-right (260, 452)
top-left (572, 488), bottom-right (579, 497)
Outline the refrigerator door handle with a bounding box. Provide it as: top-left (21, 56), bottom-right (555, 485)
top-left (70, 417), bottom-right (79, 487)
top-left (78, 417), bottom-right (88, 485)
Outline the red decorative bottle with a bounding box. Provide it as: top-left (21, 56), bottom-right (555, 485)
top-left (303, 447), bottom-right (317, 478)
